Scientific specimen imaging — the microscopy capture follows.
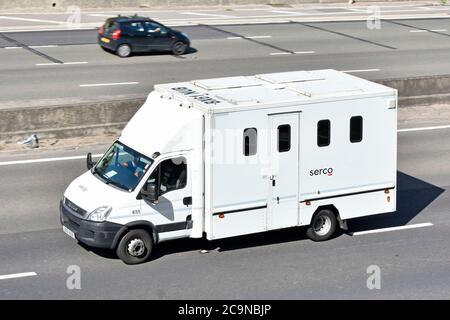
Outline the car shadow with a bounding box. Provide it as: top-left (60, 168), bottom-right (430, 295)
top-left (102, 46), bottom-right (198, 58)
top-left (82, 170), bottom-right (444, 263)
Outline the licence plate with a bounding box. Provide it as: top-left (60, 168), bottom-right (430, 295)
top-left (63, 225), bottom-right (75, 239)
top-left (101, 37), bottom-right (110, 43)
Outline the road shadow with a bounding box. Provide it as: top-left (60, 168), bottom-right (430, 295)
top-left (347, 171), bottom-right (445, 232)
top-left (81, 171), bottom-right (444, 262)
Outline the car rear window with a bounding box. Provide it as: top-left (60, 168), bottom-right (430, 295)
top-left (103, 20), bottom-right (119, 35)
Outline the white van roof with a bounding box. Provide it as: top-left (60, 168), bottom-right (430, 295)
top-left (154, 69), bottom-right (396, 113)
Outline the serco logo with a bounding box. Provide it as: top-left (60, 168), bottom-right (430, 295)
top-left (309, 167), bottom-right (334, 177)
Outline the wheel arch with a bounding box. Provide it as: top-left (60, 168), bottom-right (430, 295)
top-left (112, 220), bottom-right (159, 249)
top-left (311, 204), bottom-right (347, 230)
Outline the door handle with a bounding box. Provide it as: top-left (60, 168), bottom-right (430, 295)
top-left (183, 197), bottom-right (192, 206)
top-left (272, 179), bottom-right (276, 187)
top-left (277, 197), bottom-right (280, 204)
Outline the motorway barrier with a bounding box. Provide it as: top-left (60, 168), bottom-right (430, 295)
top-left (1, 74), bottom-right (450, 144)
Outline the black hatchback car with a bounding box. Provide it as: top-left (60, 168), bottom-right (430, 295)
top-left (98, 15), bottom-right (191, 57)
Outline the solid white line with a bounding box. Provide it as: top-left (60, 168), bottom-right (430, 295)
top-left (398, 124), bottom-right (450, 132)
top-left (410, 30), bottom-right (428, 33)
top-left (270, 52), bottom-right (291, 55)
top-left (0, 272), bottom-right (37, 281)
top-left (227, 35), bottom-right (272, 40)
top-left (80, 82), bottom-right (139, 87)
top-left (431, 29), bottom-right (447, 32)
top-left (294, 51), bottom-right (315, 54)
top-left (4, 46), bottom-right (21, 49)
top-left (0, 154), bottom-right (103, 166)
top-left (351, 222), bottom-right (433, 236)
top-left (35, 63), bottom-right (59, 66)
top-left (341, 69), bottom-right (380, 73)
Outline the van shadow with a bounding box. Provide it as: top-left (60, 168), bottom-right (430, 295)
top-left (83, 171), bottom-right (444, 262)
top-left (346, 171), bottom-right (444, 232)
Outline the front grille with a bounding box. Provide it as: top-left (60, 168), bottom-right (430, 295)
top-left (64, 198), bottom-right (87, 217)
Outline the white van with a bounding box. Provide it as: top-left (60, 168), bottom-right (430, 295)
top-left (60, 69), bottom-right (397, 264)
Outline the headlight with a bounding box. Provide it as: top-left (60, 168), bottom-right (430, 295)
top-left (88, 206), bottom-right (112, 222)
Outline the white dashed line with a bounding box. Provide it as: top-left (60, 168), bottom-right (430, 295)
top-left (0, 272), bottom-right (38, 281)
top-left (0, 154), bottom-right (103, 166)
top-left (398, 124), bottom-right (450, 132)
top-left (341, 69), bottom-right (381, 73)
top-left (79, 81), bottom-right (139, 87)
top-left (36, 61), bottom-right (88, 66)
top-left (350, 222), bottom-right (433, 236)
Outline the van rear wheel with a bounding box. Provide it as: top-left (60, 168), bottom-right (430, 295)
top-left (116, 229), bottom-right (153, 265)
top-left (306, 209), bottom-right (337, 241)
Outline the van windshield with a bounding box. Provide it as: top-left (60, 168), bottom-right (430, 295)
top-left (94, 141), bottom-right (153, 192)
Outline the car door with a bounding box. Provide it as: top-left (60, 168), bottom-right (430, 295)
top-left (140, 156), bottom-right (192, 239)
top-left (124, 21), bottom-right (148, 52)
top-left (144, 21), bottom-right (174, 51)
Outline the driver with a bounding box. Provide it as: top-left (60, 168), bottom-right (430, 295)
top-left (121, 156), bottom-right (144, 178)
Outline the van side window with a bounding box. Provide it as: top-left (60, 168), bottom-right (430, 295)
top-left (350, 116), bottom-right (363, 143)
top-left (147, 157), bottom-right (187, 196)
top-left (317, 120), bottom-right (330, 147)
top-left (278, 124), bottom-right (291, 152)
top-left (243, 128), bottom-right (257, 156)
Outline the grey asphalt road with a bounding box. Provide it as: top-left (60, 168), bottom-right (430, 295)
top-left (1, 17), bottom-right (450, 104)
top-left (0, 115), bottom-right (448, 299)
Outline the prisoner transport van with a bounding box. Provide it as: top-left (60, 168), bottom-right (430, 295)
top-left (60, 69), bottom-right (397, 264)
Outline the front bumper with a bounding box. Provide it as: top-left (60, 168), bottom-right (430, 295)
top-left (60, 201), bottom-right (122, 250)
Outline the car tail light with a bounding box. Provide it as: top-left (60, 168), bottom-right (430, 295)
top-left (112, 29), bottom-right (121, 40)
top-left (98, 25), bottom-right (104, 34)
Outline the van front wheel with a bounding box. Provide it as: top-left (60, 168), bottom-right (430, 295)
top-left (116, 229), bottom-right (153, 264)
top-left (306, 209), bottom-right (337, 241)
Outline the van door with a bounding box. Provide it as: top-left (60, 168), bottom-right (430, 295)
top-left (140, 156), bottom-right (192, 239)
top-left (268, 113), bottom-right (299, 230)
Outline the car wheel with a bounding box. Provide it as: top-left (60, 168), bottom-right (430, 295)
top-left (116, 229), bottom-right (153, 265)
top-left (116, 44), bottom-right (131, 58)
top-left (306, 209), bottom-right (337, 241)
top-left (172, 41), bottom-right (188, 55)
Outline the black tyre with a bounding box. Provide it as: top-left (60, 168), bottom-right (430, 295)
top-left (116, 229), bottom-right (153, 265)
top-left (172, 41), bottom-right (188, 55)
top-left (306, 209), bottom-right (337, 241)
top-left (116, 44), bottom-right (131, 58)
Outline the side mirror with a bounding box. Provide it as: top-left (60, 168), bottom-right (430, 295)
top-left (86, 153), bottom-right (96, 170)
top-left (142, 183), bottom-right (159, 203)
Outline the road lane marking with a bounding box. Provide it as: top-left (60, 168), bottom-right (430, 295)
top-left (181, 12), bottom-right (235, 18)
top-left (227, 35), bottom-right (272, 39)
top-left (36, 61), bottom-right (88, 66)
top-left (4, 46), bottom-right (21, 49)
top-left (350, 222), bottom-right (433, 236)
top-left (431, 29), bottom-right (447, 32)
top-left (0, 272), bottom-right (37, 280)
top-left (30, 45), bottom-right (58, 48)
top-left (0, 16), bottom-right (65, 24)
top-left (398, 124), bottom-right (450, 132)
top-left (0, 154), bottom-right (103, 166)
top-left (341, 68), bottom-right (380, 73)
top-left (270, 51), bottom-right (315, 55)
top-left (80, 81), bottom-right (139, 87)
top-left (410, 30), bottom-right (428, 32)
top-left (269, 10), bottom-right (305, 15)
